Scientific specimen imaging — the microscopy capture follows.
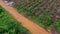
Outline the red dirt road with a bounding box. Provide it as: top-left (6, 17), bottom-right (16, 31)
top-left (0, 0), bottom-right (51, 34)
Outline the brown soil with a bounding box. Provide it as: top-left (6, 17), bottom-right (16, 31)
top-left (0, 0), bottom-right (51, 34)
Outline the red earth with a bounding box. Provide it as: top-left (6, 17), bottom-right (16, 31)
top-left (0, 0), bottom-right (51, 34)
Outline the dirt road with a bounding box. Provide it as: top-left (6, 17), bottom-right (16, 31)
top-left (0, 0), bottom-right (51, 34)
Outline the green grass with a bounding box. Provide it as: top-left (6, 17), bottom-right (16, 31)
top-left (0, 6), bottom-right (31, 34)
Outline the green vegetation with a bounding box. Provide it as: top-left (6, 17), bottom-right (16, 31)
top-left (5, 0), bottom-right (60, 33)
top-left (14, 5), bottom-right (53, 28)
top-left (0, 6), bottom-right (31, 34)
top-left (12, 0), bottom-right (60, 33)
top-left (54, 21), bottom-right (60, 33)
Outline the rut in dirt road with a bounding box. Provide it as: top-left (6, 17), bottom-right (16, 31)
top-left (0, 0), bottom-right (51, 34)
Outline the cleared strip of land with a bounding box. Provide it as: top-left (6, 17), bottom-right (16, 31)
top-left (0, 0), bottom-right (51, 34)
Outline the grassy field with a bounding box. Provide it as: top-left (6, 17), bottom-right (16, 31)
top-left (0, 6), bottom-right (31, 34)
